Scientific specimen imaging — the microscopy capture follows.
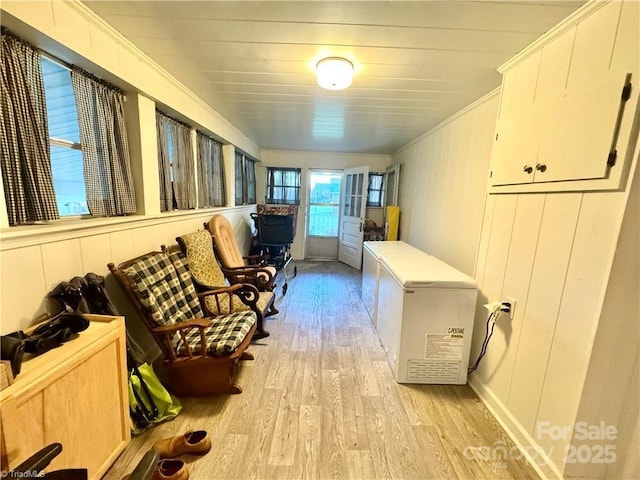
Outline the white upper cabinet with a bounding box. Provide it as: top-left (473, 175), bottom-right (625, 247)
top-left (490, 0), bottom-right (639, 192)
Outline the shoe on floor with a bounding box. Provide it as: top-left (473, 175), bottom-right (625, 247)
top-left (152, 430), bottom-right (211, 459)
top-left (121, 458), bottom-right (188, 480)
top-left (153, 460), bottom-right (189, 480)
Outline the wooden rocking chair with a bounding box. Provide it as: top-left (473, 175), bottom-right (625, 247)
top-left (205, 214), bottom-right (278, 293)
top-left (108, 250), bottom-right (257, 396)
top-left (171, 230), bottom-right (279, 340)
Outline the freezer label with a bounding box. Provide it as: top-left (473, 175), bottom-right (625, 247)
top-left (407, 359), bottom-right (461, 382)
top-left (425, 333), bottom-right (464, 360)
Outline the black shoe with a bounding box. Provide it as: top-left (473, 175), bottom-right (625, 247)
top-left (1, 334), bottom-right (26, 375)
top-left (23, 334), bottom-right (62, 355)
top-left (32, 312), bottom-right (89, 338)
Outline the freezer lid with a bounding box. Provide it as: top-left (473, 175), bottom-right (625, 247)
top-left (380, 254), bottom-right (477, 289)
top-left (363, 240), bottom-right (425, 259)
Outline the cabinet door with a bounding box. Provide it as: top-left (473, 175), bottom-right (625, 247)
top-left (536, 72), bottom-right (629, 183)
top-left (491, 109), bottom-right (542, 186)
top-left (490, 52), bottom-right (542, 186)
top-left (566, 1), bottom-right (622, 93)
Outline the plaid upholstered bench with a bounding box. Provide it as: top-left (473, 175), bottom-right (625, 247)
top-left (108, 251), bottom-right (257, 396)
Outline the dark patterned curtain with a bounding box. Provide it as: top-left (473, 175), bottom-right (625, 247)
top-left (156, 112), bottom-right (173, 211)
top-left (171, 121), bottom-right (196, 209)
top-left (196, 132), bottom-right (225, 207)
top-left (246, 158), bottom-right (256, 204)
top-left (234, 151), bottom-right (244, 205)
top-left (266, 167), bottom-right (301, 205)
top-left (71, 66), bottom-right (136, 217)
top-left (1, 29), bottom-right (59, 225)
top-left (156, 111), bottom-right (196, 211)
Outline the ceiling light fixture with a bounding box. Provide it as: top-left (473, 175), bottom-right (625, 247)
top-left (316, 57), bottom-right (354, 90)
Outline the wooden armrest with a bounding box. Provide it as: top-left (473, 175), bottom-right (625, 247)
top-left (152, 318), bottom-right (213, 333)
top-left (243, 254), bottom-right (269, 265)
top-left (196, 284), bottom-right (243, 298)
top-left (222, 264), bottom-right (275, 276)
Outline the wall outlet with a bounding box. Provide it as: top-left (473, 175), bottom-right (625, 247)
top-left (502, 296), bottom-right (516, 320)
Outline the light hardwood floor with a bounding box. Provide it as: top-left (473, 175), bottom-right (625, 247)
top-left (104, 261), bottom-right (539, 480)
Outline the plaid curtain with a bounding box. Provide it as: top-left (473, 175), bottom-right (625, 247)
top-left (156, 111), bottom-right (196, 211)
top-left (71, 66), bottom-right (136, 217)
top-left (156, 112), bottom-right (173, 211)
top-left (246, 158), bottom-right (256, 204)
top-left (196, 132), bottom-right (226, 207)
top-left (234, 151), bottom-right (244, 205)
top-left (171, 120), bottom-right (196, 209)
top-left (1, 29), bottom-right (59, 225)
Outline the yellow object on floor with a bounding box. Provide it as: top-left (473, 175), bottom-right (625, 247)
top-left (386, 206), bottom-right (400, 240)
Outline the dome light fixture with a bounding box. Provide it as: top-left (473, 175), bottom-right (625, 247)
top-left (316, 57), bottom-right (354, 90)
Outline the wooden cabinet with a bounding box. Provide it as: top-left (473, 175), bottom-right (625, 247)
top-left (0, 315), bottom-right (130, 478)
top-left (490, 0), bottom-right (639, 192)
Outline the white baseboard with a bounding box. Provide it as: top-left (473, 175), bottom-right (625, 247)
top-left (468, 376), bottom-right (565, 480)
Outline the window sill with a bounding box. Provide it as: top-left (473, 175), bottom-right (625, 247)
top-left (0, 205), bottom-right (253, 251)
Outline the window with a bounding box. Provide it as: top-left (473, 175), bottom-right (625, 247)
top-left (367, 172), bottom-right (385, 207)
top-left (234, 152), bottom-right (256, 205)
top-left (156, 111), bottom-right (196, 211)
top-left (265, 168), bottom-right (301, 205)
top-left (308, 170), bottom-right (341, 237)
top-left (196, 132), bottom-right (226, 207)
top-left (41, 57), bottom-right (89, 216)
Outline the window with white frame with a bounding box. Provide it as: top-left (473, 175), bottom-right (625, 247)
top-left (367, 172), bottom-right (385, 207)
top-left (234, 152), bottom-right (256, 205)
top-left (265, 167), bottom-right (301, 205)
top-left (41, 57), bottom-right (89, 216)
top-left (2, 28), bottom-right (136, 225)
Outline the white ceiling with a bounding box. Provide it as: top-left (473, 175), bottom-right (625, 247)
top-left (84, 1), bottom-right (585, 154)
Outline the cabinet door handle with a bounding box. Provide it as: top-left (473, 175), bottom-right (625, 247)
top-left (523, 165), bottom-right (534, 174)
top-left (536, 163), bottom-right (547, 172)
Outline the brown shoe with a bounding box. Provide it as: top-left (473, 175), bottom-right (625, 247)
top-left (152, 459), bottom-right (189, 480)
top-left (152, 430), bottom-right (212, 459)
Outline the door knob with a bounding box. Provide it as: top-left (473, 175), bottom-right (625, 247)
top-left (536, 163), bottom-right (547, 172)
top-left (523, 165), bottom-right (533, 174)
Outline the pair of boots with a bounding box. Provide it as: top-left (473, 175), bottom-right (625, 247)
top-left (3, 312), bottom-right (89, 363)
top-left (125, 431), bottom-right (211, 480)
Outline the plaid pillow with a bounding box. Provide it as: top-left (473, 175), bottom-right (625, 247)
top-left (123, 252), bottom-right (201, 326)
top-left (166, 250), bottom-right (204, 317)
top-left (175, 310), bottom-right (256, 356)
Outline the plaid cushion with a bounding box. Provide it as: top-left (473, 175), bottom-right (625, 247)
top-left (123, 252), bottom-right (202, 326)
top-left (175, 310), bottom-right (256, 357)
top-left (166, 250), bottom-right (204, 316)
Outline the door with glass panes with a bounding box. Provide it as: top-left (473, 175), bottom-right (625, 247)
top-left (338, 166), bottom-right (369, 269)
top-left (306, 170), bottom-right (342, 259)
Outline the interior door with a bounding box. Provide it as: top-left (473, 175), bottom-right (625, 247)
top-left (338, 166), bottom-right (369, 269)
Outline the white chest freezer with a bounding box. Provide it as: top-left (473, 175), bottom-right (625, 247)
top-left (376, 255), bottom-right (478, 385)
top-left (361, 241), bottom-right (427, 326)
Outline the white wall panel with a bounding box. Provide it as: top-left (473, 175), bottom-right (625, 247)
top-left (0, 246), bottom-right (48, 332)
top-left (507, 193), bottom-right (582, 434)
top-left (393, 91), bottom-right (499, 276)
top-left (536, 191), bottom-right (626, 470)
top-left (109, 230), bottom-right (136, 268)
top-left (41, 239), bottom-right (84, 292)
top-left (477, 194), bottom-right (545, 400)
top-left (80, 234), bottom-right (113, 275)
top-left (469, 194), bottom-right (517, 366)
top-left (479, 195), bottom-right (518, 303)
